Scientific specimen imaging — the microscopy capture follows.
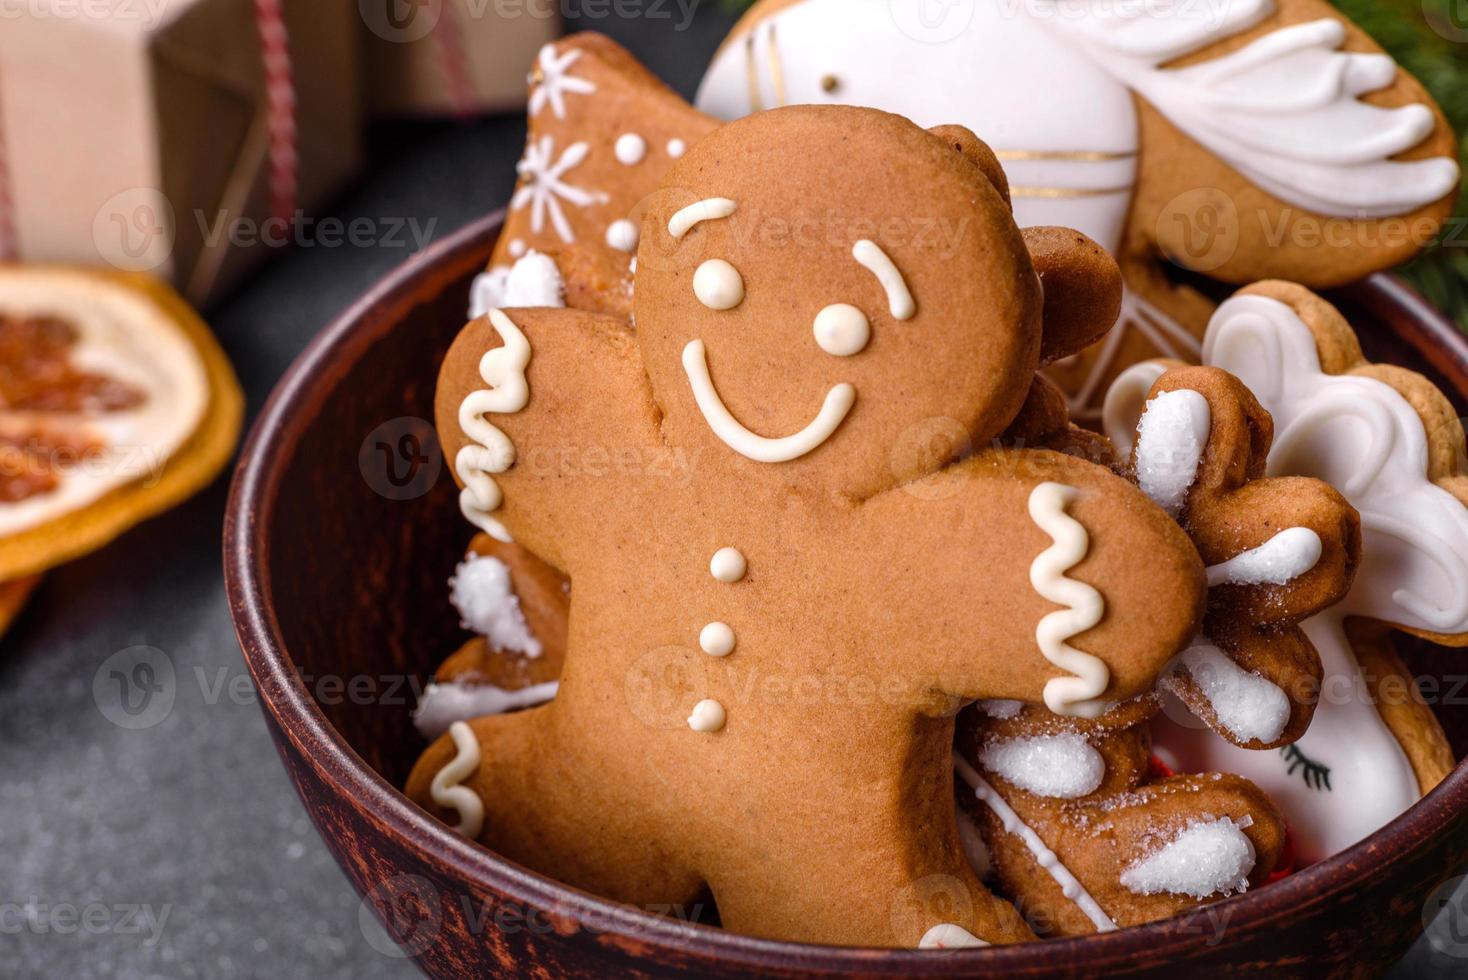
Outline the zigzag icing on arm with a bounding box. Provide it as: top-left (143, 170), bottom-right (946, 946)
top-left (1027, 482), bottom-right (1110, 718)
top-left (955, 754), bottom-right (1117, 933)
top-left (431, 721), bottom-right (486, 839)
top-left (456, 310), bottom-right (532, 543)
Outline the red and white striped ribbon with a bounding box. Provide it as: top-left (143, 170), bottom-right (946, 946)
top-left (431, 0), bottom-right (476, 120)
top-left (253, 0), bottom-right (299, 225)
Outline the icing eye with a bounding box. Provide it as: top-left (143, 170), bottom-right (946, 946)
top-left (813, 304), bottom-right (870, 357)
top-left (821, 74), bottom-right (840, 94)
top-left (694, 259), bottom-right (744, 310)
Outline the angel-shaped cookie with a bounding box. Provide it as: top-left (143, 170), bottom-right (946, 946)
top-left (408, 106), bottom-right (1211, 948)
top-left (954, 364), bottom-right (1360, 933)
top-left (697, 0), bottom-right (1460, 420)
top-left (1106, 281), bottom-right (1468, 864)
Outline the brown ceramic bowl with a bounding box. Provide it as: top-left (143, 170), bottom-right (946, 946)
top-left (225, 212), bottom-right (1468, 978)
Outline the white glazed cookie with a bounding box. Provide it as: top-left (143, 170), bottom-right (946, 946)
top-left (697, 0), bottom-right (1459, 422)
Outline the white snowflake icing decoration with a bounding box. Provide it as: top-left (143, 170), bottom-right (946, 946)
top-left (528, 45), bottom-right (596, 120)
top-left (511, 136), bottom-right (605, 244)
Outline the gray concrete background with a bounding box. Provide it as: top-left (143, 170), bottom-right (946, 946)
top-left (1, 6), bottom-right (1464, 977)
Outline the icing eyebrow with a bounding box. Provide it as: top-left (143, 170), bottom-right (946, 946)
top-left (852, 240), bottom-right (915, 320)
top-left (668, 198), bottom-right (737, 240)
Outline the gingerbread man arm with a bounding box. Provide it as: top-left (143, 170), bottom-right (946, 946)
top-left (856, 448), bottom-right (1205, 716)
top-left (435, 308), bottom-right (665, 572)
top-left (1130, 365), bottom-right (1361, 748)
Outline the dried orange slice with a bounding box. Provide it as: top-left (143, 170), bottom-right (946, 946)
top-left (0, 267), bottom-right (242, 580)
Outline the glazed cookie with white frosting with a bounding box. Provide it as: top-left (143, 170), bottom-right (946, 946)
top-left (698, 0), bottom-right (1459, 422)
top-left (409, 106), bottom-right (1210, 949)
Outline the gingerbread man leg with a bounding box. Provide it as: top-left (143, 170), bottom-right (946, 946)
top-left (407, 709), bottom-right (708, 909)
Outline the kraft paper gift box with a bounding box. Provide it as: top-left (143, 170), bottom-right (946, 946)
top-left (0, 0), bottom-right (362, 306)
top-left (361, 0), bottom-right (561, 118)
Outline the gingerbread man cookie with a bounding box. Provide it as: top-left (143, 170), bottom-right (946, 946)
top-left (954, 362), bottom-right (1360, 934)
top-left (698, 0), bottom-right (1459, 421)
top-left (409, 106), bottom-right (1210, 948)
top-left (1106, 281), bottom-right (1468, 864)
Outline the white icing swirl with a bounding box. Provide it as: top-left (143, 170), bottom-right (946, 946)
top-left (456, 310), bottom-right (532, 543)
top-left (430, 721), bottom-right (485, 839)
top-left (1027, 483), bottom-right (1110, 718)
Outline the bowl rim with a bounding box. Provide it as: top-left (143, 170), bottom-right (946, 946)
top-left (224, 211), bottom-right (1468, 974)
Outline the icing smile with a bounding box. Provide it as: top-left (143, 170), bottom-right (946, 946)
top-left (681, 339), bottom-right (855, 463)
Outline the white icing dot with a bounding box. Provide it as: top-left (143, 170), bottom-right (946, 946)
top-left (1167, 641), bottom-right (1291, 744)
top-left (699, 622), bottom-right (736, 657)
top-left (812, 303), bottom-right (870, 356)
top-left (615, 133), bottom-right (646, 166)
top-left (688, 699), bottom-right (726, 732)
top-left (693, 259), bottom-right (744, 310)
top-left (507, 238), bottom-right (527, 258)
top-left (710, 547), bottom-right (747, 583)
top-left (1134, 389), bottom-right (1211, 518)
top-left (667, 138), bottom-right (686, 159)
top-left (448, 554), bottom-right (542, 657)
top-left (977, 734), bottom-right (1105, 799)
top-left (606, 219), bottom-right (640, 253)
top-left (1120, 817), bottom-right (1256, 899)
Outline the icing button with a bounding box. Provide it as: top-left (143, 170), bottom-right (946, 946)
top-left (700, 622), bottom-right (736, 657)
top-left (693, 259), bottom-right (744, 310)
top-left (688, 699), bottom-right (727, 733)
top-left (710, 547), bottom-right (747, 583)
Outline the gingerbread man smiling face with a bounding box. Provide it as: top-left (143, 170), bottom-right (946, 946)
top-left (412, 106), bottom-right (1208, 948)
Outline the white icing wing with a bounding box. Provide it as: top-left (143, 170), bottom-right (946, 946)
top-left (1204, 295), bottom-right (1468, 635)
top-left (1031, 1), bottom-right (1460, 217)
